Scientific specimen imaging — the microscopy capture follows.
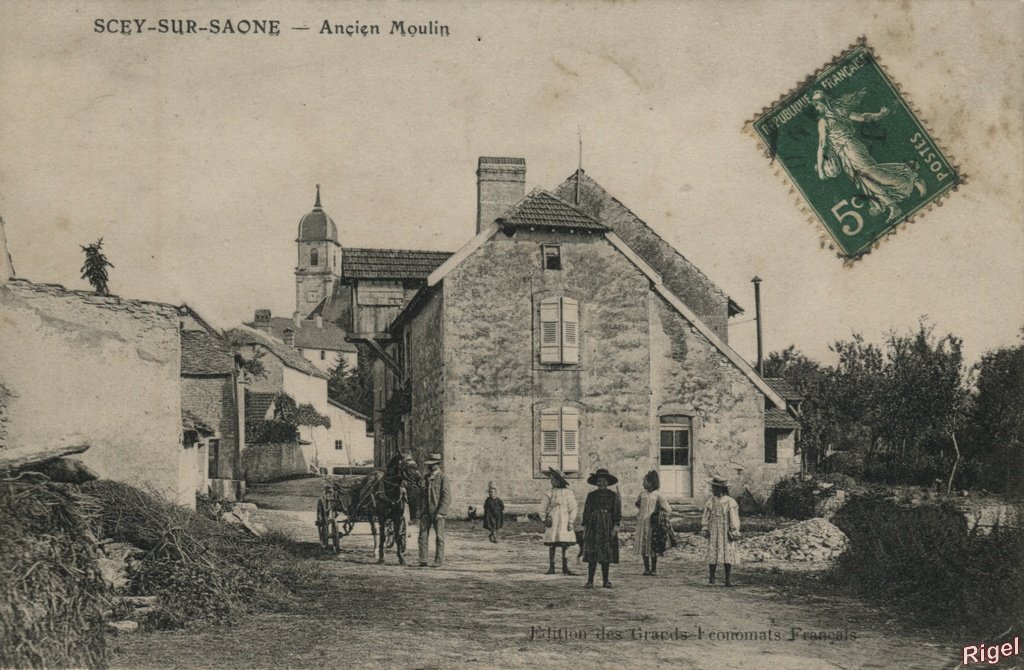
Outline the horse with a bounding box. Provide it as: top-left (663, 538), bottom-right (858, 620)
top-left (349, 451), bottom-right (423, 565)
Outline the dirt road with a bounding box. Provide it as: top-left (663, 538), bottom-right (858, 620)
top-left (109, 481), bottom-right (956, 670)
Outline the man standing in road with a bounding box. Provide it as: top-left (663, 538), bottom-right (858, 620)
top-left (418, 453), bottom-right (451, 567)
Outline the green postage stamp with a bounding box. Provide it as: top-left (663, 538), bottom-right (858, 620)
top-left (749, 40), bottom-right (963, 260)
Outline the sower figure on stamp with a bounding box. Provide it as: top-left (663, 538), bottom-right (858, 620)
top-left (483, 481), bottom-right (504, 543)
top-left (418, 453), bottom-right (451, 567)
top-left (812, 89), bottom-right (926, 225)
top-left (634, 469), bottom-right (672, 576)
top-left (540, 468), bottom-right (577, 575)
top-left (581, 468), bottom-right (621, 589)
top-left (701, 476), bottom-right (741, 586)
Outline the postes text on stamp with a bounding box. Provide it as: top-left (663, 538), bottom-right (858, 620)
top-left (749, 40), bottom-right (962, 260)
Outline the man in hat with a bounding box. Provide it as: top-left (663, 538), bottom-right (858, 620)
top-left (418, 453), bottom-right (451, 567)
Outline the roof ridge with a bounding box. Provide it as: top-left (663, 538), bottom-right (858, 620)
top-left (345, 246), bottom-right (453, 255)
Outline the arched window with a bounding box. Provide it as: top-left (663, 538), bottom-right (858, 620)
top-left (310, 248), bottom-right (319, 266)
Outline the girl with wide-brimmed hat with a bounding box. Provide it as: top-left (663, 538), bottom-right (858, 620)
top-left (634, 469), bottom-right (673, 576)
top-left (700, 475), bottom-right (741, 586)
top-left (581, 468), bottom-right (622, 588)
top-left (539, 468), bottom-right (577, 575)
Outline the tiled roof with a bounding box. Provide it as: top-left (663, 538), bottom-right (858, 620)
top-left (765, 378), bottom-right (805, 401)
top-left (245, 390), bottom-right (277, 423)
top-left (180, 330), bottom-right (234, 375)
top-left (765, 407), bottom-right (801, 430)
top-left (227, 325), bottom-right (329, 379)
top-left (341, 247), bottom-right (452, 280)
top-left (328, 398), bottom-right (370, 421)
top-left (245, 317), bottom-right (356, 353)
top-left (501, 189), bottom-right (608, 232)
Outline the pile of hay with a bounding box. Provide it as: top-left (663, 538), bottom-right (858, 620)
top-left (81, 480), bottom-right (292, 630)
top-left (0, 473), bottom-right (109, 669)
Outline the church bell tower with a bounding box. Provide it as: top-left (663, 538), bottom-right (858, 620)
top-left (295, 184), bottom-right (342, 318)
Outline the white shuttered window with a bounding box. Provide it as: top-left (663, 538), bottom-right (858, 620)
top-left (538, 297), bottom-right (580, 364)
top-left (539, 406), bottom-right (580, 474)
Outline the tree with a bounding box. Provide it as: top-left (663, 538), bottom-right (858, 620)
top-left (80, 238), bottom-right (114, 295)
top-left (327, 355), bottom-right (372, 416)
top-left (966, 335), bottom-right (1024, 493)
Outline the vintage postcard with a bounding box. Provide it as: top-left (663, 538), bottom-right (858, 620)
top-left (0, 2), bottom-right (1021, 670)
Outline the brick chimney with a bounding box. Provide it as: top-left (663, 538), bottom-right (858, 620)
top-left (253, 309), bottom-right (272, 332)
top-left (283, 327), bottom-right (296, 347)
top-left (476, 157), bottom-right (526, 233)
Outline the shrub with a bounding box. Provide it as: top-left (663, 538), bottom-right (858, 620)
top-left (246, 419), bottom-right (299, 444)
top-left (824, 451), bottom-right (865, 478)
top-left (831, 494), bottom-right (1024, 636)
top-left (770, 476), bottom-right (818, 520)
top-left (861, 452), bottom-right (951, 487)
top-left (818, 472), bottom-right (857, 490)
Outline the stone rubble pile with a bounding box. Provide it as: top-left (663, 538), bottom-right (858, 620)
top-left (739, 518), bottom-right (849, 562)
top-left (667, 518), bottom-right (849, 563)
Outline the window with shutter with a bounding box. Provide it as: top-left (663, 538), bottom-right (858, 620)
top-left (537, 406), bottom-right (582, 475)
top-left (539, 298), bottom-right (561, 363)
top-left (560, 298), bottom-right (579, 364)
top-left (538, 296), bottom-right (581, 365)
top-left (560, 407), bottom-right (579, 472)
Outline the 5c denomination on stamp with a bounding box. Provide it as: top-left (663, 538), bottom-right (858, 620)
top-left (748, 39), bottom-right (963, 261)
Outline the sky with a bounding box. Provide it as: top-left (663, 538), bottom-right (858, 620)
top-left (1, 0), bottom-right (1021, 367)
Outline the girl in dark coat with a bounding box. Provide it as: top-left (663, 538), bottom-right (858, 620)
top-left (581, 468), bottom-right (622, 588)
top-left (482, 482), bottom-right (504, 543)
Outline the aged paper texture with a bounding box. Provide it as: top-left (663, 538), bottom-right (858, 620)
top-left (1, 1), bottom-right (1021, 669)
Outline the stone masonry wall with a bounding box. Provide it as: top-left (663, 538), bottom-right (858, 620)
top-left (555, 173), bottom-right (732, 341)
top-left (181, 376), bottom-right (239, 480)
top-left (439, 231), bottom-right (652, 510)
top-left (406, 289), bottom-right (445, 467)
top-left (648, 297), bottom-right (799, 504)
top-left (0, 280), bottom-right (189, 506)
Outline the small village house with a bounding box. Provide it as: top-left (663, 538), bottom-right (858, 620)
top-left (229, 325), bottom-right (373, 479)
top-left (248, 308), bottom-right (357, 374)
top-left (0, 219), bottom-right (244, 508)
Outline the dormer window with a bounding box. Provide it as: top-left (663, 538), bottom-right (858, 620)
top-left (542, 244), bottom-right (561, 270)
top-left (310, 248), bottom-right (319, 266)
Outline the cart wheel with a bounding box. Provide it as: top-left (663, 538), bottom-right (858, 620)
top-left (316, 499), bottom-right (330, 548)
top-left (329, 516), bottom-right (341, 553)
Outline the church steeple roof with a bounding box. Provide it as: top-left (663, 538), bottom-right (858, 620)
top-left (298, 184), bottom-right (338, 242)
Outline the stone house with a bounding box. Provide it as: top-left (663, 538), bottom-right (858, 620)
top-left (247, 309), bottom-right (357, 374)
top-left (0, 228), bottom-right (243, 508)
top-left (179, 311), bottom-right (246, 500)
top-left (368, 158), bottom-right (800, 512)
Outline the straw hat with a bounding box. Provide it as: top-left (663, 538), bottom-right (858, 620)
top-left (586, 468), bottom-right (618, 486)
top-left (546, 467), bottom-right (570, 487)
top-left (424, 453), bottom-right (443, 465)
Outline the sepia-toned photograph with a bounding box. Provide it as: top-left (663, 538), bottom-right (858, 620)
top-left (1, 2), bottom-right (1021, 669)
